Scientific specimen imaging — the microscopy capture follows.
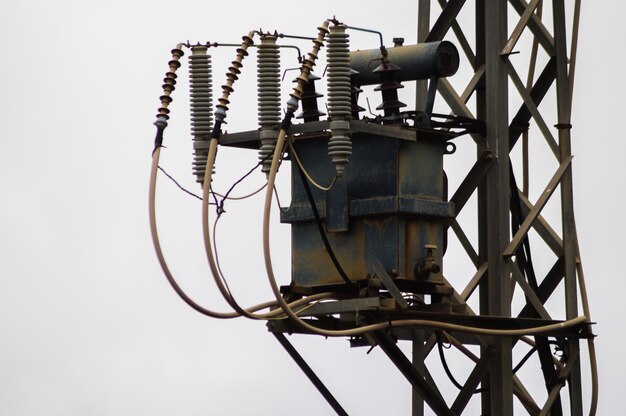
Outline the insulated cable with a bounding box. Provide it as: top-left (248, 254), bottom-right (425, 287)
top-left (200, 32), bottom-right (279, 320)
top-left (574, 235), bottom-right (598, 416)
top-left (288, 134), bottom-right (338, 191)
top-left (290, 136), bottom-right (355, 289)
top-left (150, 142), bottom-right (337, 319)
top-left (149, 43), bottom-right (339, 321)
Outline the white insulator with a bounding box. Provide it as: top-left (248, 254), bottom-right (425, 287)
top-left (189, 46), bottom-right (214, 183)
top-left (257, 35), bottom-right (281, 174)
top-left (326, 24), bottom-right (352, 176)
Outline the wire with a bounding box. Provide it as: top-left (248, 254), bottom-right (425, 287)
top-left (436, 331), bottom-right (486, 393)
top-left (292, 139), bottom-right (356, 289)
top-left (213, 183), bottom-right (267, 201)
top-left (574, 237), bottom-right (598, 416)
top-left (288, 135), bottom-right (338, 191)
top-left (212, 154), bottom-right (268, 215)
top-left (152, 147), bottom-right (328, 319)
top-left (202, 139), bottom-right (265, 319)
top-left (158, 165), bottom-right (205, 202)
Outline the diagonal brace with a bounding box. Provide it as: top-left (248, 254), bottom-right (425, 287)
top-left (272, 332), bottom-right (349, 416)
top-left (503, 156), bottom-right (573, 258)
top-left (451, 346), bottom-right (495, 414)
top-left (366, 323), bottom-right (454, 415)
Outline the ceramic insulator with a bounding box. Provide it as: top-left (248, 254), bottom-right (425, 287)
top-left (326, 24), bottom-right (352, 176)
top-left (189, 46), bottom-right (214, 183)
top-left (256, 36), bottom-right (281, 174)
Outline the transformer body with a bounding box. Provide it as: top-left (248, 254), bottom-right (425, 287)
top-left (281, 130), bottom-right (452, 287)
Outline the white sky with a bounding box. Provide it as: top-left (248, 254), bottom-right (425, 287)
top-left (0, 1), bottom-right (623, 414)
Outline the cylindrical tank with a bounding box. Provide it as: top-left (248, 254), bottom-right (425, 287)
top-left (349, 41), bottom-right (459, 86)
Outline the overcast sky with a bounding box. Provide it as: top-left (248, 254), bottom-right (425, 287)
top-left (0, 1), bottom-right (623, 415)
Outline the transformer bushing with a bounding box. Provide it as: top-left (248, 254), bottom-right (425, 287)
top-left (295, 72), bottom-right (325, 122)
top-left (373, 59), bottom-right (406, 121)
top-left (256, 35), bottom-right (281, 174)
top-left (349, 68), bottom-right (365, 119)
top-left (326, 24), bottom-right (352, 176)
top-left (188, 46), bottom-right (213, 183)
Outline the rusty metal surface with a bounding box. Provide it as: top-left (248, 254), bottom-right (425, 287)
top-left (349, 41), bottom-right (460, 86)
top-left (282, 131), bottom-right (450, 287)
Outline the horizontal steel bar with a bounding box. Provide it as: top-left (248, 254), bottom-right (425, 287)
top-left (297, 297), bottom-right (381, 317)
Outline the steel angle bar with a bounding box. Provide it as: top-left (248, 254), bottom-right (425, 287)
top-left (508, 0), bottom-right (555, 55)
top-left (501, 0), bottom-right (542, 56)
top-left (518, 191), bottom-right (563, 256)
top-left (450, 150), bottom-right (495, 215)
top-left (451, 346), bottom-right (495, 414)
top-left (509, 57), bottom-right (557, 150)
top-left (503, 156), bottom-right (572, 258)
top-left (552, 0), bottom-right (583, 409)
top-left (510, 260), bottom-right (551, 320)
top-left (538, 347), bottom-right (580, 416)
top-left (568, 0), bottom-right (582, 104)
top-left (426, 0), bottom-right (466, 42)
top-left (437, 0), bottom-right (476, 68)
top-left (505, 60), bottom-right (559, 158)
top-left (517, 256), bottom-right (564, 319)
top-left (450, 219), bottom-right (479, 267)
top-left (297, 297), bottom-right (381, 317)
top-left (371, 260), bottom-right (408, 310)
top-left (437, 77), bottom-right (475, 119)
top-left (460, 263), bottom-right (488, 301)
top-left (434, 333), bottom-right (542, 414)
top-left (505, 59), bottom-right (559, 159)
top-left (272, 332), bottom-right (349, 416)
top-left (368, 326), bottom-right (454, 415)
top-left (460, 65), bottom-right (485, 103)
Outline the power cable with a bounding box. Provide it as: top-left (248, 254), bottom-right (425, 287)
top-left (290, 138), bottom-right (356, 289)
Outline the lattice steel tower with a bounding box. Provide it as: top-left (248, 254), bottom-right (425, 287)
top-left (150, 1), bottom-right (596, 414)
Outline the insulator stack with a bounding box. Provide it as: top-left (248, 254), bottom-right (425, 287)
top-left (215, 32), bottom-right (255, 123)
top-left (326, 24), bottom-right (352, 176)
top-left (349, 69), bottom-right (365, 119)
top-left (257, 35), bottom-right (281, 175)
top-left (295, 72), bottom-right (325, 122)
top-left (373, 59), bottom-right (406, 122)
top-left (156, 44), bottom-right (185, 123)
top-left (189, 46), bottom-right (214, 183)
top-left (287, 21), bottom-right (329, 112)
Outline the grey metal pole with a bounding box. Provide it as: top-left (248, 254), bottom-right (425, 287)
top-left (483, 0), bottom-right (513, 414)
top-left (412, 3), bottom-right (430, 415)
top-left (552, 0), bottom-right (583, 413)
